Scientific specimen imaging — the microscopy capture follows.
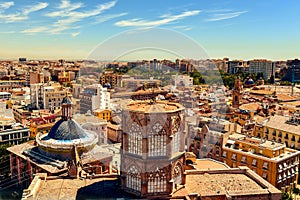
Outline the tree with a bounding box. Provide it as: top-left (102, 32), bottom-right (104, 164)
top-left (292, 187), bottom-right (300, 199)
top-left (282, 192), bottom-right (293, 200)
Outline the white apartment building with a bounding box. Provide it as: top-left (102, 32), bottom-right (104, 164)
top-left (248, 59), bottom-right (275, 80)
top-left (171, 74), bottom-right (193, 87)
top-left (80, 84), bottom-right (110, 114)
top-left (30, 82), bottom-right (67, 111)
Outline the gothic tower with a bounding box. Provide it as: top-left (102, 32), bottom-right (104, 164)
top-left (121, 100), bottom-right (186, 198)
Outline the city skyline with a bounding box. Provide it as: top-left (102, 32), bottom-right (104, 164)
top-left (0, 0), bottom-right (299, 60)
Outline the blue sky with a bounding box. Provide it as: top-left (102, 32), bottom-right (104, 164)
top-left (0, 0), bottom-right (299, 60)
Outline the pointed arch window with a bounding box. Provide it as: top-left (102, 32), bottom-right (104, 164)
top-left (126, 165), bottom-right (141, 192)
top-left (128, 122), bottom-right (142, 156)
top-left (173, 164), bottom-right (182, 185)
top-left (147, 168), bottom-right (166, 193)
top-left (148, 123), bottom-right (166, 157)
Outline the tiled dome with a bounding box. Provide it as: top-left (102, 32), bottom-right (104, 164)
top-left (47, 119), bottom-right (87, 140)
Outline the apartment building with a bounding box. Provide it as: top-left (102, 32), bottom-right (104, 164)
top-left (79, 84), bottom-right (110, 114)
top-left (222, 133), bottom-right (300, 191)
top-left (171, 74), bottom-right (193, 87)
top-left (248, 59), bottom-right (275, 80)
top-left (30, 82), bottom-right (67, 111)
top-left (99, 71), bottom-right (121, 89)
top-left (253, 114), bottom-right (300, 150)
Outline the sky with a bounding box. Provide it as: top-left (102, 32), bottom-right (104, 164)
top-left (0, 0), bottom-right (299, 61)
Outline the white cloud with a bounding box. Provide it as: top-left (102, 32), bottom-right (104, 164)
top-left (206, 11), bottom-right (247, 22)
top-left (59, 0), bottom-right (82, 10)
top-left (173, 25), bottom-right (193, 31)
top-left (22, 26), bottom-right (49, 33)
top-left (93, 12), bottom-right (127, 24)
top-left (0, 2), bottom-right (48, 23)
top-left (0, 13), bottom-right (27, 22)
top-left (115, 10), bottom-right (201, 27)
top-left (71, 32), bottom-right (80, 37)
top-left (0, 1), bottom-right (14, 10)
top-left (23, 2), bottom-right (48, 15)
top-left (44, 0), bottom-right (117, 32)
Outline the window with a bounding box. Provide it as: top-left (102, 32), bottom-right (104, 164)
top-left (172, 132), bottom-right (180, 155)
top-left (173, 165), bottom-right (182, 186)
top-left (222, 151), bottom-right (227, 158)
top-left (278, 164), bottom-right (283, 171)
top-left (278, 174), bottom-right (282, 183)
top-left (263, 162), bottom-right (268, 170)
top-left (128, 122), bottom-right (142, 156)
top-left (231, 154), bottom-right (236, 161)
top-left (147, 169), bottom-right (166, 193)
top-left (126, 165), bottom-right (141, 192)
top-left (283, 162), bottom-right (287, 169)
top-left (291, 168), bottom-right (295, 175)
top-left (262, 172), bottom-right (268, 179)
top-left (241, 156), bottom-right (246, 163)
top-left (283, 172), bottom-right (287, 180)
top-left (148, 123), bottom-right (166, 157)
top-left (252, 159), bottom-right (257, 167)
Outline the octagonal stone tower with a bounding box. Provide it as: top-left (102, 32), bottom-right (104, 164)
top-left (121, 100), bottom-right (186, 198)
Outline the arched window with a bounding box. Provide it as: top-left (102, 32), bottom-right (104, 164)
top-left (147, 169), bottom-right (166, 193)
top-left (126, 165), bottom-right (141, 192)
top-left (173, 164), bottom-right (182, 185)
top-left (148, 123), bottom-right (166, 157)
top-left (128, 122), bottom-right (142, 156)
top-left (172, 132), bottom-right (180, 155)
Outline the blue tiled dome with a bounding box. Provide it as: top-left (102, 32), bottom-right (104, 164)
top-left (245, 78), bottom-right (255, 85)
top-left (47, 119), bottom-right (87, 140)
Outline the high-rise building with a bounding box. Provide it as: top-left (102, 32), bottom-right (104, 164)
top-left (282, 59), bottom-right (300, 83)
top-left (248, 59), bottom-right (274, 80)
top-left (121, 100), bottom-right (185, 198)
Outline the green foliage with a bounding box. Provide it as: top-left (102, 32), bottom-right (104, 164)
top-left (293, 187), bottom-right (300, 197)
top-left (282, 192), bottom-right (293, 200)
top-left (0, 143), bottom-right (10, 166)
top-left (280, 81), bottom-right (292, 86)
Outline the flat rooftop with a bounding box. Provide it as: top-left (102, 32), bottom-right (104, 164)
top-left (31, 175), bottom-right (136, 200)
top-left (264, 115), bottom-right (300, 135)
top-left (172, 167), bottom-right (281, 198)
top-left (228, 133), bottom-right (284, 149)
top-left (195, 159), bottom-right (229, 171)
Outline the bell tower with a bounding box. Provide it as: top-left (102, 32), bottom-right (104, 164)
top-left (61, 96), bottom-right (73, 120)
top-left (232, 76), bottom-right (243, 108)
